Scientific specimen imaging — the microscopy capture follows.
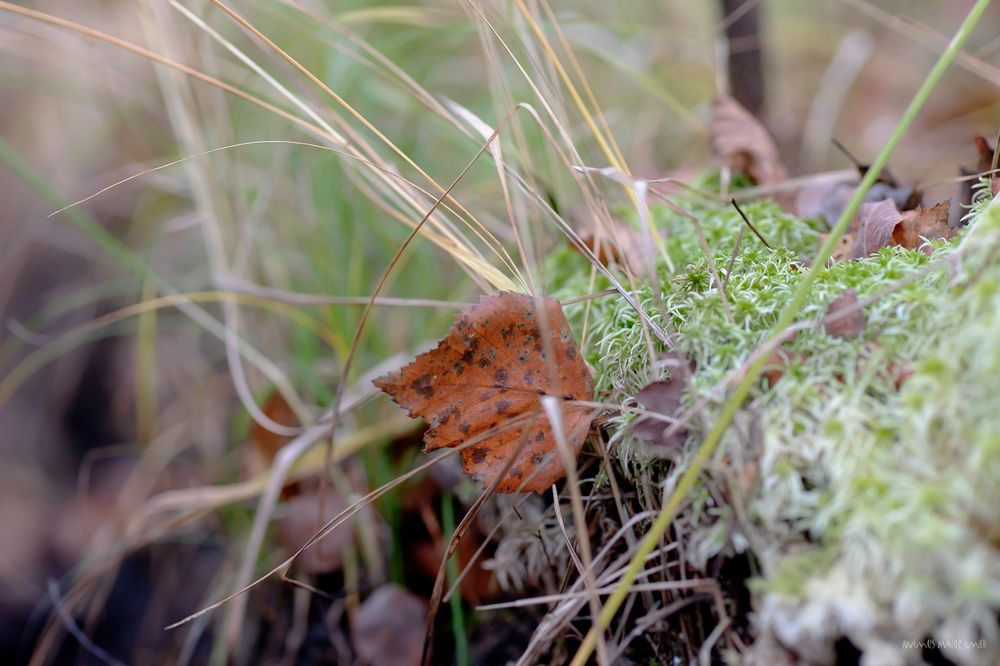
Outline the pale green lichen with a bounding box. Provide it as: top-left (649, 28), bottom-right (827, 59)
top-left (544, 186), bottom-right (1000, 664)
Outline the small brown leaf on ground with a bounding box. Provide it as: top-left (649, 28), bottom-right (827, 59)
top-left (853, 199), bottom-right (902, 258)
top-left (852, 199), bottom-right (956, 258)
top-left (711, 93), bottom-right (787, 186)
top-left (824, 289), bottom-right (866, 338)
top-left (892, 201), bottom-right (955, 252)
top-left (633, 353), bottom-right (692, 451)
top-left (374, 292), bottom-right (595, 494)
top-left (276, 492), bottom-right (353, 575)
top-left (352, 585), bottom-right (427, 666)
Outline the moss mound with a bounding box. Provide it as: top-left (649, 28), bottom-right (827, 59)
top-left (544, 185), bottom-right (1000, 664)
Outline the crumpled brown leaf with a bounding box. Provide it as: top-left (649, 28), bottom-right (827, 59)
top-left (633, 353), bottom-right (693, 451)
top-left (892, 201), bottom-right (953, 251)
top-left (852, 199), bottom-right (955, 259)
top-left (711, 93), bottom-right (788, 186)
top-left (853, 199), bottom-right (902, 258)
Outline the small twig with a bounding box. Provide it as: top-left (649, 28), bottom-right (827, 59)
top-left (729, 198), bottom-right (773, 250)
top-left (833, 138), bottom-right (898, 186)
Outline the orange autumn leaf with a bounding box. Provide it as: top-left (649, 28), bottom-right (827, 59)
top-left (374, 292), bottom-right (595, 493)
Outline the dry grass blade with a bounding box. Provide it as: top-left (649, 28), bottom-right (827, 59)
top-left (0, 2), bottom-right (336, 142)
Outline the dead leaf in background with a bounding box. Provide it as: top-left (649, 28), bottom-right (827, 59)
top-left (352, 585), bottom-right (427, 666)
top-left (824, 231), bottom-right (856, 264)
top-left (824, 289), bottom-right (866, 338)
top-left (853, 199), bottom-right (902, 258)
top-left (892, 201), bottom-right (954, 251)
top-left (711, 93), bottom-right (788, 186)
top-left (374, 292), bottom-right (595, 493)
top-left (276, 492), bottom-right (352, 575)
top-left (852, 199), bottom-right (955, 258)
top-left (576, 221), bottom-right (649, 276)
top-left (800, 180), bottom-right (918, 228)
top-left (974, 135), bottom-right (999, 197)
top-left (633, 353), bottom-right (693, 451)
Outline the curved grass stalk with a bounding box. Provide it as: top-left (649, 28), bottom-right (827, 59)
top-left (569, 1), bottom-right (994, 662)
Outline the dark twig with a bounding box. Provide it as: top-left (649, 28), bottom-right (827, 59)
top-left (729, 198), bottom-right (773, 249)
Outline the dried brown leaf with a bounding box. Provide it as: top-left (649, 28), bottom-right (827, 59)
top-left (822, 231), bottom-right (856, 264)
top-left (633, 353), bottom-right (692, 451)
top-left (892, 201), bottom-right (955, 252)
top-left (374, 292), bottom-right (595, 494)
top-left (853, 199), bottom-right (902, 258)
top-left (711, 93), bottom-right (787, 186)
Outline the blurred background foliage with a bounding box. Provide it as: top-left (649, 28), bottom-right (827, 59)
top-left (1, 1), bottom-right (998, 663)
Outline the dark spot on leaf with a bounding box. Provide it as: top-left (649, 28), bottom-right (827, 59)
top-left (410, 374), bottom-right (434, 398)
top-left (470, 446), bottom-right (488, 464)
top-left (494, 368), bottom-right (508, 384)
top-left (534, 430), bottom-right (545, 442)
top-left (459, 422), bottom-right (471, 435)
top-left (496, 400), bottom-right (511, 415)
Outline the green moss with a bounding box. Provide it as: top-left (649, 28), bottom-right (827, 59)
top-left (545, 187), bottom-right (1000, 660)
